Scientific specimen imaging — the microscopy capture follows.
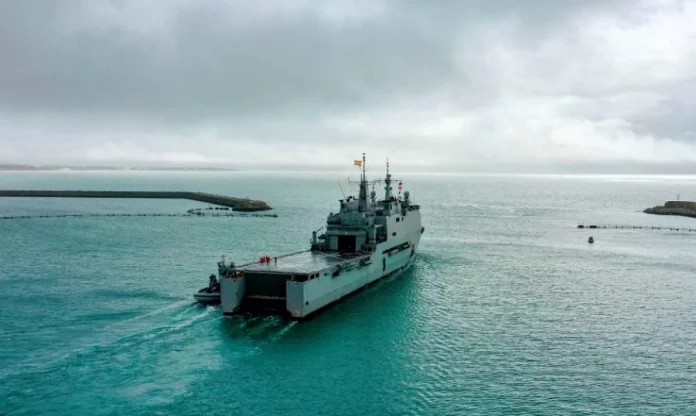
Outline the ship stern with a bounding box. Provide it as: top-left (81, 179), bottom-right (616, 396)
top-left (220, 275), bottom-right (246, 315)
top-left (286, 281), bottom-right (308, 318)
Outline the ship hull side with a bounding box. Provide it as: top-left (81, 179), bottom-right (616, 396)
top-left (220, 275), bottom-right (246, 315)
top-left (286, 215), bottom-right (422, 318)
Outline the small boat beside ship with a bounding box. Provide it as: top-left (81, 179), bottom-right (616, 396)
top-left (193, 285), bottom-right (220, 304)
top-left (193, 271), bottom-right (222, 304)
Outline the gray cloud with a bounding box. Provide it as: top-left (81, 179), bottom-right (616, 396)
top-left (1, 0), bottom-right (695, 170)
top-left (0, 0), bottom-right (462, 121)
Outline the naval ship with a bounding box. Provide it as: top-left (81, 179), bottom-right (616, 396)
top-left (218, 154), bottom-right (424, 319)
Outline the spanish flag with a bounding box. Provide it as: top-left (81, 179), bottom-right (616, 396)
top-left (353, 160), bottom-right (362, 167)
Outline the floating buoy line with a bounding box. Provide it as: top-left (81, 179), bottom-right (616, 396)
top-left (577, 224), bottom-right (696, 232)
top-left (0, 208), bottom-right (278, 221)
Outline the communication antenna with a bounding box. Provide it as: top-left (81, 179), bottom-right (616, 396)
top-left (362, 152), bottom-right (366, 181)
top-left (338, 182), bottom-right (347, 199)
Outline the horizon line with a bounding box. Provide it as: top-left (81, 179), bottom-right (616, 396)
top-left (3, 162), bottom-right (696, 175)
top-left (4, 168), bottom-right (696, 177)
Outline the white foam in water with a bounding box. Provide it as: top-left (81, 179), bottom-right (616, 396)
top-left (102, 299), bottom-right (192, 330)
top-left (0, 300), bottom-right (217, 382)
top-left (268, 321), bottom-right (298, 342)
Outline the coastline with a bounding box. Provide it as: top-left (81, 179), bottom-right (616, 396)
top-left (644, 200), bottom-right (696, 219)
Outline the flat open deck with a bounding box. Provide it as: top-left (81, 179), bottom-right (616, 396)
top-left (242, 250), bottom-right (366, 275)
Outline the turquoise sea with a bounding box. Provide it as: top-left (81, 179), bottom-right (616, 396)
top-left (1, 171), bottom-right (695, 415)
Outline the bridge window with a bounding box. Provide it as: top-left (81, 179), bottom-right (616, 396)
top-left (392, 232), bottom-right (396, 236)
top-left (396, 218), bottom-right (400, 222)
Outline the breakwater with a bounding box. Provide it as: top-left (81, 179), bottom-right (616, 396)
top-left (0, 190), bottom-right (271, 211)
top-left (643, 200), bottom-right (696, 219)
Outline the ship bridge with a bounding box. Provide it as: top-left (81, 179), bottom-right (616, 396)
top-left (323, 195), bottom-right (375, 253)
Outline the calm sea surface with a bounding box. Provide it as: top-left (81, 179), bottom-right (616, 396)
top-left (1, 171), bottom-right (695, 415)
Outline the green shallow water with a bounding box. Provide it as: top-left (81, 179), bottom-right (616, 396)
top-left (1, 171), bottom-right (695, 415)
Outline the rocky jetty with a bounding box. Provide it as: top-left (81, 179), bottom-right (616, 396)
top-left (0, 190), bottom-right (272, 211)
top-left (643, 200), bottom-right (696, 219)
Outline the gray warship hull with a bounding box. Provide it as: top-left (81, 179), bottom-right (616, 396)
top-left (220, 154), bottom-right (424, 319)
top-left (221, 221), bottom-right (422, 318)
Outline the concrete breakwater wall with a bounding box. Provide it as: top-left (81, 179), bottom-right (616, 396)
top-left (644, 200), bottom-right (696, 219)
top-left (0, 190), bottom-right (271, 211)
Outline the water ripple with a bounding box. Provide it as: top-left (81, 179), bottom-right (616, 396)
top-left (2, 173), bottom-right (696, 415)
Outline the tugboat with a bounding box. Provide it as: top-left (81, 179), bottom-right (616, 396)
top-left (588, 236), bottom-right (594, 244)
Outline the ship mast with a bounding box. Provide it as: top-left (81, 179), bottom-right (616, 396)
top-left (358, 152), bottom-right (368, 212)
top-left (384, 159), bottom-right (393, 200)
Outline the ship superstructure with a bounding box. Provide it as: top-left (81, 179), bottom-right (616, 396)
top-left (219, 154), bottom-right (424, 318)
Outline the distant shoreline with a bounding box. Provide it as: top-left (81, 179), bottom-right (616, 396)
top-left (0, 164), bottom-right (238, 172)
top-left (4, 163), bottom-right (696, 175)
top-left (644, 201), bottom-right (696, 219)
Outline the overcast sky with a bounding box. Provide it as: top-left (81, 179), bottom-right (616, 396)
top-left (1, 0), bottom-right (695, 171)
